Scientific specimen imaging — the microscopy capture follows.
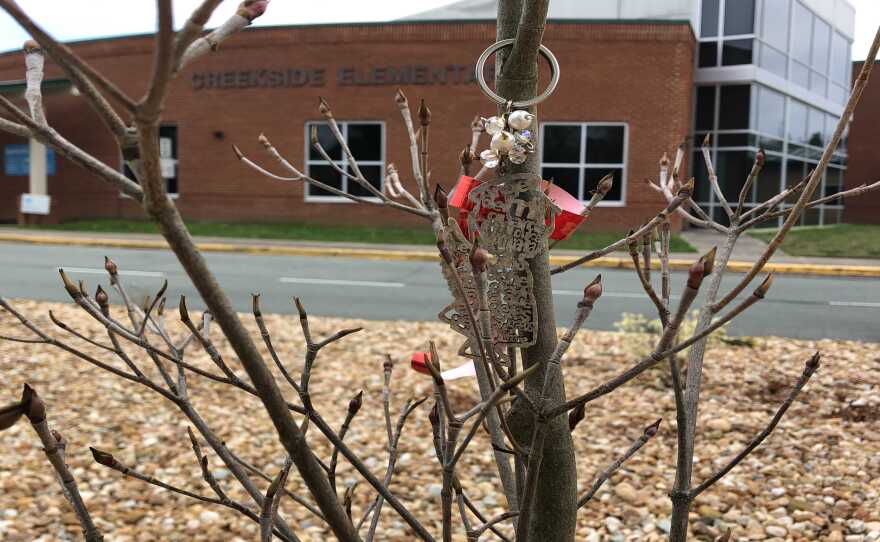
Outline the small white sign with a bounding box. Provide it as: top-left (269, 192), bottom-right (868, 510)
top-left (159, 137), bottom-right (173, 158)
top-left (160, 157), bottom-right (177, 179)
top-left (20, 193), bottom-right (51, 215)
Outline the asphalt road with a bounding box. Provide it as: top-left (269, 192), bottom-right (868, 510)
top-left (0, 242), bottom-right (877, 342)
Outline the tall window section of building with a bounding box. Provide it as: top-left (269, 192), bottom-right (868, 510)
top-left (700, 0), bottom-right (852, 105)
top-left (304, 122), bottom-right (384, 201)
top-left (539, 123), bottom-right (627, 205)
top-left (693, 83), bottom-right (846, 226)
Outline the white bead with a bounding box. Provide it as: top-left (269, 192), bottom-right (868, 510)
top-left (490, 131), bottom-right (515, 154)
top-left (479, 149), bottom-right (500, 168)
top-left (483, 116), bottom-right (505, 136)
top-left (507, 110), bottom-right (534, 130)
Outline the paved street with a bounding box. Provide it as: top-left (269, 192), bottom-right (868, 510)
top-left (0, 241), bottom-right (877, 341)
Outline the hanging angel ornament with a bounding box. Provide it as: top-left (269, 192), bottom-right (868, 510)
top-left (437, 38), bottom-right (562, 354)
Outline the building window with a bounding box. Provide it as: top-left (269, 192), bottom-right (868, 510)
top-left (724, 0), bottom-right (755, 36)
top-left (304, 121), bottom-right (384, 201)
top-left (691, 83), bottom-right (846, 226)
top-left (539, 123), bottom-right (626, 204)
top-left (701, 0), bottom-right (720, 38)
top-left (123, 125), bottom-right (178, 195)
top-left (699, 0), bottom-right (756, 67)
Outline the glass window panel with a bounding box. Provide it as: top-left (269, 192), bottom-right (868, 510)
top-left (790, 61), bottom-right (810, 88)
top-left (347, 165), bottom-right (382, 197)
top-left (825, 113), bottom-right (839, 149)
top-left (824, 167), bottom-right (843, 197)
top-left (809, 71), bottom-right (827, 96)
top-left (788, 143), bottom-right (807, 159)
top-left (785, 158), bottom-right (807, 202)
top-left (823, 208), bottom-right (841, 224)
top-left (762, 0), bottom-right (790, 50)
top-left (759, 43), bottom-right (788, 78)
top-left (716, 151), bottom-right (753, 201)
top-left (692, 151), bottom-right (711, 202)
top-left (757, 86), bottom-right (785, 138)
top-left (586, 126), bottom-right (625, 164)
top-left (789, 100), bottom-right (808, 143)
top-left (717, 133), bottom-right (750, 147)
top-left (791, 2), bottom-right (812, 64)
top-left (699, 42), bottom-right (719, 67)
top-left (712, 206), bottom-right (731, 227)
top-left (542, 167), bottom-right (580, 200)
top-left (722, 39), bottom-right (754, 65)
top-left (830, 32), bottom-right (849, 83)
top-left (542, 125), bottom-right (581, 163)
top-left (696, 86), bottom-right (716, 131)
top-left (829, 84), bottom-right (847, 105)
top-left (807, 108), bottom-right (824, 146)
top-left (758, 136), bottom-right (784, 152)
top-left (585, 168), bottom-right (623, 201)
top-left (756, 153), bottom-right (783, 202)
top-left (802, 208), bottom-right (821, 225)
top-left (811, 18), bottom-right (830, 73)
top-left (308, 123), bottom-right (342, 161)
top-left (701, 0), bottom-right (720, 37)
top-left (719, 85), bottom-right (751, 130)
top-left (347, 124), bottom-right (382, 161)
top-left (724, 0), bottom-right (755, 35)
top-left (307, 165), bottom-right (343, 197)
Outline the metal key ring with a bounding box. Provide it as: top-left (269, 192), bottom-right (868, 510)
top-left (474, 38), bottom-right (560, 108)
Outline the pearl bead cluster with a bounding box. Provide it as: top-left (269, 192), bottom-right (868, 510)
top-left (478, 110), bottom-right (535, 169)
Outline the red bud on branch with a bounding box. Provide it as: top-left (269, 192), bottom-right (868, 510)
top-left (418, 99), bottom-right (431, 127)
top-left (348, 390), bottom-right (364, 416)
top-left (237, 0), bottom-right (269, 22)
top-left (583, 275), bottom-right (603, 305)
top-left (687, 257), bottom-right (707, 290)
top-left (22, 384), bottom-right (46, 424)
top-left (754, 273), bottom-right (774, 299)
top-left (644, 418), bottom-right (662, 438)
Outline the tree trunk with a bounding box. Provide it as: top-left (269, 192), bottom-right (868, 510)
top-left (496, 3), bottom-right (578, 541)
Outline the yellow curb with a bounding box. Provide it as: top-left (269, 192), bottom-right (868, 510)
top-left (1, 232), bottom-right (878, 278)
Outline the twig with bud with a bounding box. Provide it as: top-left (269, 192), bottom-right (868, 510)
top-left (176, 0), bottom-right (270, 72)
top-left (260, 458), bottom-right (293, 542)
top-left (89, 446), bottom-right (295, 541)
top-left (735, 148), bottom-right (765, 217)
top-left (0, 385), bottom-right (102, 541)
top-left (548, 173), bottom-right (613, 250)
top-left (577, 419), bottom-right (662, 508)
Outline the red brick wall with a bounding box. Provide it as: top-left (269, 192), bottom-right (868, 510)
top-left (845, 61), bottom-right (880, 224)
top-left (0, 21), bottom-right (694, 232)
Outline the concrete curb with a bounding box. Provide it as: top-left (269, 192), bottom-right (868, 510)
top-left (1, 232), bottom-right (878, 278)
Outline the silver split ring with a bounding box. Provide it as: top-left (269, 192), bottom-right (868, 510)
top-left (474, 38), bottom-right (560, 108)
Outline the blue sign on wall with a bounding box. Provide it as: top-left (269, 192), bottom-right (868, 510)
top-left (3, 144), bottom-right (56, 176)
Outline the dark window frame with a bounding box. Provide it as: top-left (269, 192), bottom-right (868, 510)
top-left (539, 122), bottom-right (628, 205)
top-left (303, 121), bottom-right (385, 202)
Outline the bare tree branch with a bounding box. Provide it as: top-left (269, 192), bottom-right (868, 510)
top-left (577, 419), bottom-right (661, 508)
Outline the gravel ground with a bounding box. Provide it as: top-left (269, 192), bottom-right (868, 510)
top-left (0, 299), bottom-right (878, 541)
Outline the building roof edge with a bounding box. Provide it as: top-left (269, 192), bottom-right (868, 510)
top-left (0, 18), bottom-right (695, 57)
